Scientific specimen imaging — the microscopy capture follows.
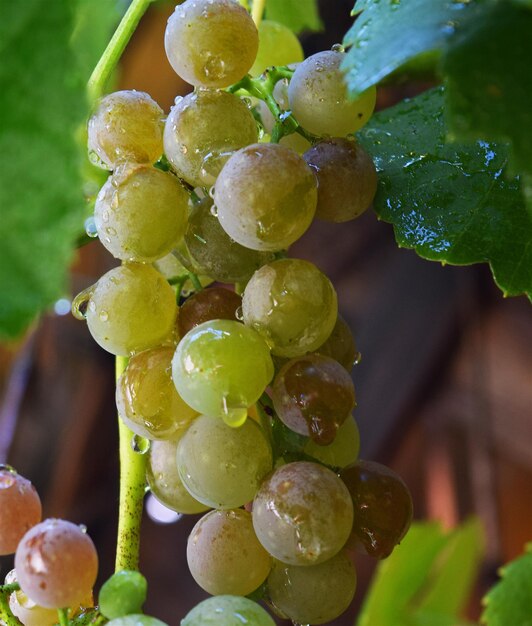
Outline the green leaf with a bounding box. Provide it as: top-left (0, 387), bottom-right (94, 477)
top-left (357, 88), bottom-right (532, 300)
top-left (482, 544), bottom-right (532, 626)
top-left (265, 0), bottom-right (323, 34)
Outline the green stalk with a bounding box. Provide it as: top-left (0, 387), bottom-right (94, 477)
top-left (252, 0), bottom-right (267, 26)
top-left (115, 356), bottom-right (147, 572)
top-left (57, 608), bottom-right (70, 626)
top-left (0, 592), bottom-right (22, 626)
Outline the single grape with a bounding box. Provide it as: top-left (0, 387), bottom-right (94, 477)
top-left (181, 595), bottom-right (275, 626)
top-left (88, 90), bottom-right (163, 170)
top-left (178, 287), bottom-right (241, 337)
top-left (303, 138), bottom-right (378, 222)
top-left (272, 354), bottom-right (355, 445)
top-left (0, 467), bottom-right (41, 555)
top-left (250, 20), bottom-right (304, 76)
top-left (165, 0), bottom-right (258, 88)
top-left (172, 320), bottom-right (274, 423)
top-left (146, 439), bottom-right (209, 515)
top-left (187, 509), bottom-right (271, 595)
top-left (106, 616), bottom-right (168, 626)
top-left (99, 570), bottom-right (147, 620)
top-left (15, 519), bottom-right (98, 609)
top-left (242, 258), bottom-right (338, 357)
top-left (177, 414), bottom-right (272, 509)
top-left (252, 461), bottom-right (353, 565)
top-left (267, 550), bottom-right (357, 624)
top-left (215, 143), bottom-right (317, 251)
top-left (315, 314), bottom-right (358, 371)
top-left (288, 50), bottom-right (376, 136)
top-left (117, 346), bottom-right (198, 440)
top-left (164, 90), bottom-right (258, 187)
top-left (78, 263), bottom-right (177, 356)
top-left (340, 460), bottom-right (413, 558)
top-left (94, 164), bottom-right (189, 262)
top-left (304, 415), bottom-right (360, 468)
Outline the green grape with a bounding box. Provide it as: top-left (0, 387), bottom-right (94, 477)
top-left (94, 164), bottom-right (189, 262)
top-left (107, 616), bottom-right (168, 626)
top-left (242, 258), bottom-right (337, 357)
top-left (288, 50), bottom-right (376, 136)
top-left (303, 138), bottom-right (378, 222)
top-left (177, 414), bottom-right (272, 508)
top-left (183, 198), bottom-right (274, 284)
top-left (75, 263), bottom-right (177, 356)
top-left (153, 252), bottom-right (213, 296)
top-left (181, 596), bottom-right (275, 626)
top-left (187, 509), bottom-right (271, 595)
top-left (88, 90), bottom-right (163, 170)
top-left (252, 462), bottom-right (353, 565)
top-left (116, 346), bottom-right (198, 440)
top-left (315, 314), bottom-right (358, 371)
top-left (99, 570), bottom-right (147, 620)
top-left (164, 90), bottom-right (258, 187)
top-left (178, 287), bottom-right (241, 337)
top-left (215, 143), bottom-right (317, 251)
top-left (249, 20), bottom-right (304, 76)
top-left (146, 439), bottom-right (208, 515)
top-left (172, 319), bottom-right (274, 423)
top-left (304, 415), bottom-right (360, 468)
top-left (165, 0), bottom-right (258, 88)
top-left (267, 550), bottom-right (357, 625)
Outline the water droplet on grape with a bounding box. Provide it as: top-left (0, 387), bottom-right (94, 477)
top-left (131, 435), bottom-right (150, 455)
top-left (353, 351), bottom-right (362, 365)
top-left (71, 286), bottom-right (94, 320)
top-left (235, 306), bottom-right (244, 321)
top-left (209, 203), bottom-right (218, 217)
top-left (84, 217), bottom-right (98, 238)
top-left (78, 524), bottom-right (87, 534)
top-left (331, 43), bottom-right (344, 53)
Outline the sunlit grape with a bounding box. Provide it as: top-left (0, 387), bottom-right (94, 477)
top-left (181, 596), bottom-right (275, 626)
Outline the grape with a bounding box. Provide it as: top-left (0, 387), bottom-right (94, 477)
top-left (215, 143), bottom-right (317, 251)
top-left (77, 263), bottom-right (177, 356)
top-left (0, 467), bottom-right (41, 555)
top-left (288, 50), bottom-right (376, 136)
top-left (99, 570), bottom-right (147, 619)
top-left (267, 550), bottom-right (357, 624)
top-left (15, 519), bottom-right (98, 608)
top-left (165, 0), bottom-right (258, 88)
top-left (178, 287), bottom-right (241, 337)
top-left (187, 509), bottom-right (271, 595)
top-left (116, 346), bottom-right (198, 440)
top-left (252, 461), bottom-right (353, 565)
top-left (182, 198), bottom-right (274, 284)
top-left (88, 90), bottom-right (163, 170)
top-left (177, 414), bottom-right (272, 508)
top-left (164, 90), bottom-right (258, 187)
top-left (107, 617), bottom-right (168, 626)
top-left (303, 138), bottom-right (378, 222)
top-left (181, 595), bottom-right (275, 626)
top-left (242, 258), bottom-right (338, 358)
top-left (315, 314), bottom-right (358, 371)
top-left (340, 460), bottom-right (413, 558)
top-left (146, 440), bottom-right (209, 515)
top-left (172, 320), bottom-right (274, 424)
top-left (272, 354), bottom-right (355, 445)
top-left (304, 415), bottom-right (360, 468)
top-left (153, 252), bottom-right (213, 295)
top-left (94, 164), bottom-right (189, 262)
top-left (250, 20), bottom-right (304, 76)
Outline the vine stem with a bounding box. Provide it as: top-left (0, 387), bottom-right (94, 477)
top-left (0, 592), bottom-right (22, 626)
top-left (115, 356), bottom-right (147, 572)
top-left (87, 0), bottom-right (154, 102)
top-left (57, 608), bottom-right (69, 626)
top-left (251, 0), bottom-right (267, 26)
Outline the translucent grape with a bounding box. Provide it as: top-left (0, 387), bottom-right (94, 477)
top-left (250, 20), bottom-right (304, 76)
top-left (116, 346), bottom-right (198, 440)
top-left (172, 320), bottom-right (274, 422)
top-left (107, 617), bottom-right (168, 626)
top-left (177, 414), bottom-right (272, 509)
top-left (267, 550), bottom-right (357, 625)
top-left (252, 462), bottom-right (353, 565)
top-left (88, 90), bottom-right (163, 170)
top-left (178, 287), bottom-right (242, 337)
top-left (315, 314), bottom-right (358, 371)
top-left (181, 595), bottom-right (275, 626)
top-left (187, 509), bottom-right (271, 595)
top-left (304, 415), bottom-right (360, 468)
top-left (242, 258), bottom-right (338, 357)
top-left (164, 90), bottom-right (258, 187)
top-left (146, 439), bottom-right (209, 515)
top-left (165, 0), bottom-right (258, 88)
top-left (94, 164), bottom-right (189, 262)
top-left (215, 143), bottom-right (317, 251)
top-left (99, 570), bottom-right (147, 620)
top-left (303, 138), bottom-right (378, 222)
top-left (81, 263), bottom-right (177, 356)
top-left (15, 519), bottom-right (98, 609)
top-left (0, 467), bottom-right (41, 555)
top-left (288, 50), bottom-right (376, 136)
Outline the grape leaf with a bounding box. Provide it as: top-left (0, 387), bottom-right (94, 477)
top-left (482, 544), bottom-right (532, 626)
top-left (265, 0), bottom-right (323, 34)
top-left (357, 88), bottom-right (532, 300)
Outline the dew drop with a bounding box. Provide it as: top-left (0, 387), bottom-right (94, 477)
top-left (84, 217), bottom-right (98, 238)
top-left (235, 306), bottom-right (244, 321)
top-left (221, 403), bottom-right (248, 428)
top-left (71, 286), bottom-right (94, 320)
top-left (331, 43), bottom-right (344, 53)
top-left (78, 524), bottom-right (88, 534)
top-left (353, 351), bottom-right (362, 365)
top-left (131, 434), bottom-right (150, 455)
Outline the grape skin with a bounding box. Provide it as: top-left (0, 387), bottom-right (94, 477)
top-left (106, 617), bottom-right (168, 626)
top-left (181, 595), bottom-right (275, 626)
top-left (249, 20), bottom-right (304, 77)
top-left (178, 287), bottom-right (242, 337)
top-left (304, 415), bottom-right (360, 468)
top-left (315, 314), bottom-right (358, 371)
top-left (99, 570), bottom-right (147, 620)
top-left (0, 469), bottom-right (41, 556)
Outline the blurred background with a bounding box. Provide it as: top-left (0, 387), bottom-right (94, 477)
top-left (0, 1), bottom-right (531, 624)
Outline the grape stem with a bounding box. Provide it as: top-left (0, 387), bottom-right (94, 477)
top-left (0, 591), bottom-right (22, 626)
top-left (57, 608), bottom-right (70, 626)
top-left (251, 0), bottom-right (267, 26)
top-left (187, 272), bottom-right (203, 293)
